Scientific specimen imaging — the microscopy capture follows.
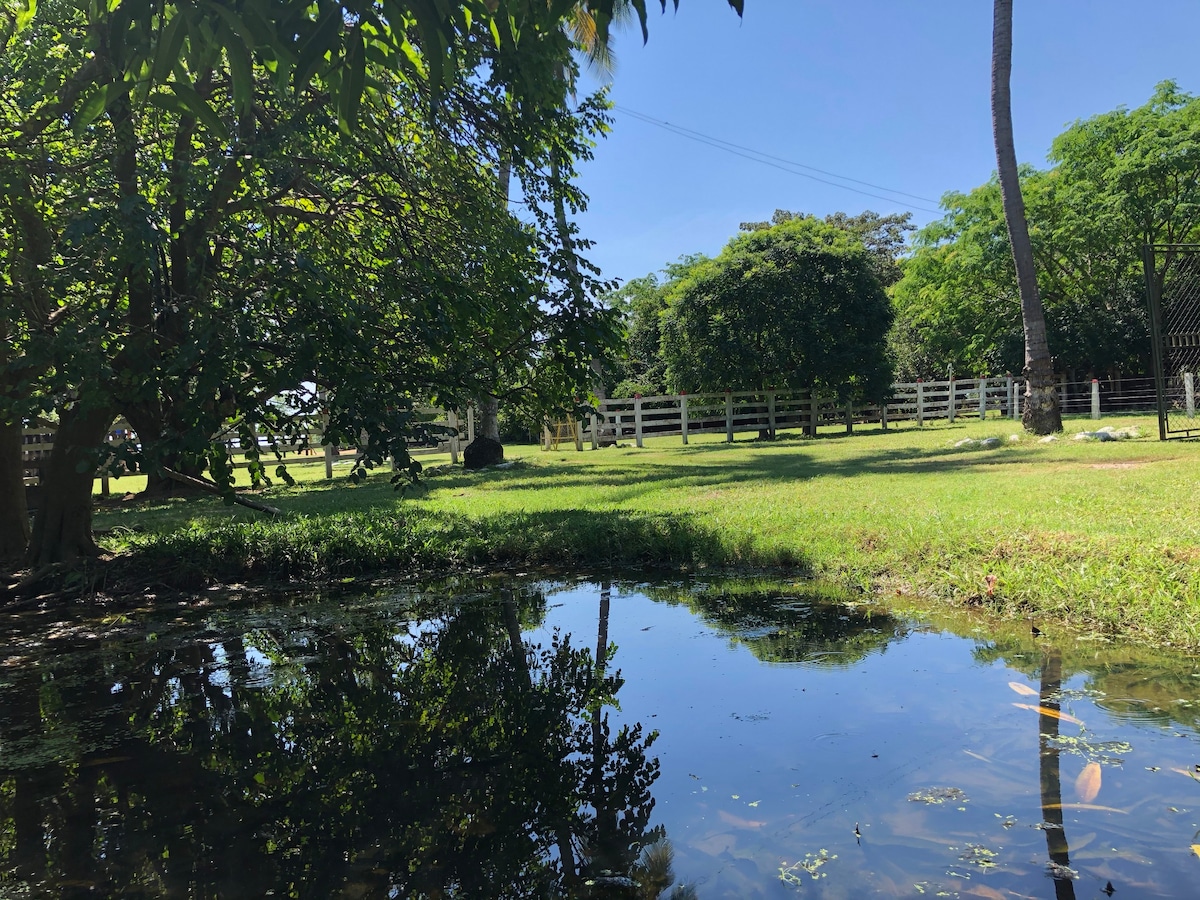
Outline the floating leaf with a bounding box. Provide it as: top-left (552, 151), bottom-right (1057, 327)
top-left (1043, 802), bottom-right (1127, 814)
top-left (1008, 681), bottom-right (1039, 697)
top-left (1192, 844), bottom-right (1200, 859)
top-left (1012, 702), bottom-right (1084, 727)
top-left (718, 809), bottom-right (765, 829)
top-left (964, 882), bottom-right (1008, 899)
top-left (1076, 762), bottom-right (1102, 803)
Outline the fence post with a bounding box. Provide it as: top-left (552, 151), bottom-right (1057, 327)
top-left (880, 394), bottom-right (888, 431)
top-left (680, 393), bottom-right (689, 445)
top-left (725, 390), bottom-right (733, 442)
top-left (978, 378), bottom-right (987, 420)
top-left (767, 389), bottom-right (776, 437)
top-left (574, 416), bottom-right (584, 451)
top-left (634, 394), bottom-right (644, 448)
top-left (591, 413), bottom-right (599, 450)
top-left (948, 378), bottom-right (956, 423)
top-left (1006, 376), bottom-right (1015, 420)
top-left (1187, 373), bottom-right (1196, 418)
top-left (321, 404), bottom-right (334, 479)
top-left (1091, 378), bottom-right (1101, 419)
top-left (916, 379), bottom-right (925, 426)
top-left (448, 410), bottom-right (460, 464)
top-left (467, 404), bottom-right (475, 444)
top-left (844, 400), bottom-right (853, 434)
top-left (542, 423), bottom-right (552, 450)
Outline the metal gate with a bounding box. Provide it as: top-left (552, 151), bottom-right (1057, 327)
top-left (1144, 243), bottom-right (1200, 439)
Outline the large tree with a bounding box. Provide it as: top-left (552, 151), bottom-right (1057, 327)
top-left (991, 0), bottom-right (1061, 434)
top-left (2, 0), bottom-right (746, 572)
top-left (659, 216), bottom-right (894, 402)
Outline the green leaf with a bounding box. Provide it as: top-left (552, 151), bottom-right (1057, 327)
top-left (151, 14), bottom-right (188, 85)
top-left (223, 23), bottom-right (254, 114)
top-left (337, 27), bottom-right (365, 133)
top-left (295, 3), bottom-right (342, 90)
top-left (169, 81), bottom-right (228, 139)
top-left (74, 79), bottom-right (134, 130)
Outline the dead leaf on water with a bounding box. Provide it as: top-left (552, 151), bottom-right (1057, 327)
top-left (1191, 844), bottom-right (1200, 859)
top-left (1043, 802), bottom-right (1127, 814)
top-left (1171, 767), bottom-right (1200, 783)
top-left (1012, 702), bottom-right (1084, 727)
top-left (1076, 762), bottom-right (1102, 803)
top-left (1008, 681), bottom-right (1039, 697)
top-left (718, 809), bottom-right (766, 829)
top-left (964, 885), bottom-right (1008, 900)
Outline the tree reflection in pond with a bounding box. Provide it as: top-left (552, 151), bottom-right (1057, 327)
top-left (645, 581), bottom-right (907, 665)
top-left (0, 586), bottom-right (670, 898)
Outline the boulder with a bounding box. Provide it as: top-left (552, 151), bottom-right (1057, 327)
top-left (463, 436), bottom-right (504, 469)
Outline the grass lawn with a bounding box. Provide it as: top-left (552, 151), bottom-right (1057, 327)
top-left (96, 412), bottom-right (1200, 648)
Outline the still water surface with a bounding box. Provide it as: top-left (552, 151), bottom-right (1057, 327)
top-left (3, 579), bottom-right (1200, 897)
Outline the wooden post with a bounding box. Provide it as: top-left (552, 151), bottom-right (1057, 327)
top-left (807, 391), bottom-right (817, 436)
top-left (574, 416), bottom-right (583, 451)
top-left (680, 393), bottom-right (689, 445)
top-left (916, 379), bottom-right (925, 426)
top-left (321, 406), bottom-right (334, 479)
top-left (591, 413), bottom-right (599, 450)
top-left (767, 388), bottom-right (776, 438)
top-left (542, 423), bottom-right (552, 450)
top-left (634, 394), bottom-right (644, 448)
top-left (880, 396), bottom-right (888, 431)
top-left (1092, 378), bottom-right (1102, 420)
top-left (844, 400), bottom-right (853, 434)
top-left (948, 378), bottom-right (956, 423)
top-left (1187, 373), bottom-right (1196, 418)
top-left (1006, 375), bottom-right (1015, 420)
top-left (978, 377), bottom-right (987, 420)
top-left (725, 390), bottom-right (734, 442)
top-left (467, 404), bottom-right (475, 443)
top-left (448, 410), bottom-right (460, 464)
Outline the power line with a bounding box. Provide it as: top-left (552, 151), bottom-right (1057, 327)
top-left (613, 104), bottom-right (943, 214)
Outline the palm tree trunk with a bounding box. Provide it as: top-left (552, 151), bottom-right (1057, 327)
top-left (991, 0), bottom-right (1061, 434)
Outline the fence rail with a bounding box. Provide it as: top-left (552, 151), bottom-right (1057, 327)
top-left (576, 375), bottom-right (1172, 448)
top-left (21, 407), bottom-right (475, 490)
top-left (18, 375), bottom-right (1179, 491)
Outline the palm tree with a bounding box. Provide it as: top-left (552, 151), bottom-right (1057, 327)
top-left (991, 0), bottom-right (1061, 434)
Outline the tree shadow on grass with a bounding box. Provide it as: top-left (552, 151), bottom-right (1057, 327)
top-left (451, 442), bottom-right (1057, 502)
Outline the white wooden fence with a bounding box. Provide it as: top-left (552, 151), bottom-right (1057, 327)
top-left (21, 407), bottom-right (474, 490)
top-left (575, 375), bottom-right (1167, 449)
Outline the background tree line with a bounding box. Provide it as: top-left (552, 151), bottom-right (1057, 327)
top-left (602, 81), bottom-right (1200, 402)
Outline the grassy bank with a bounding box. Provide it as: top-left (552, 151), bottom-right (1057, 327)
top-left (96, 413), bottom-right (1200, 648)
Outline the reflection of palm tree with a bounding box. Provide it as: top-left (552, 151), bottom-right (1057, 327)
top-left (1038, 648), bottom-right (1077, 900)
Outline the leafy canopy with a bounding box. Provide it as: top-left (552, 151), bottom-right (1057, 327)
top-left (660, 216), bottom-right (895, 401)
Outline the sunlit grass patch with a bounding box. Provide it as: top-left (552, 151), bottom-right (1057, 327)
top-left (95, 412), bottom-right (1200, 648)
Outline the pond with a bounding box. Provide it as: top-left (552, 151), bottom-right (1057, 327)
top-left (3, 579), bottom-right (1200, 898)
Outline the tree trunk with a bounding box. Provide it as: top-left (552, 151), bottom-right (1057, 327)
top-left (0, 418), bottom-right (31, 564)
top-left (991, 0), bottom-right (1061, 435)
top-left (27, 404), bottom-right (115, 566)
top-left (479, 395), bottom-right (501, 442)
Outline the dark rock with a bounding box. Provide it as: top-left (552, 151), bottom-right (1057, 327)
top-left (463, 436), bottom-right (504, 469)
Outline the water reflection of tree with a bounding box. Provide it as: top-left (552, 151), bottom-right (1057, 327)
top-left (975, 635), bottom-right (1200, 735)
top-left (1037, 648), bottom-right (1077, 900)
top-left (646, 584), bottom-right (906, 665)
top-left (0, 587), bottom-right (668, 897)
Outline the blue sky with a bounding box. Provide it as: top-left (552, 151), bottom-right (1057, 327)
top-left (572, 0), bottom-right (1200, 287)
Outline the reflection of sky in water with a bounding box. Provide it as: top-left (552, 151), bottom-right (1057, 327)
top-left (531, 584), bottom-right (1200, 898)
top-left (6, 581), bottom-right (1200, 897)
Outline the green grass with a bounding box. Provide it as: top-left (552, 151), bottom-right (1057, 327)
top-left (96, 413), bottom-right (1200, 648)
